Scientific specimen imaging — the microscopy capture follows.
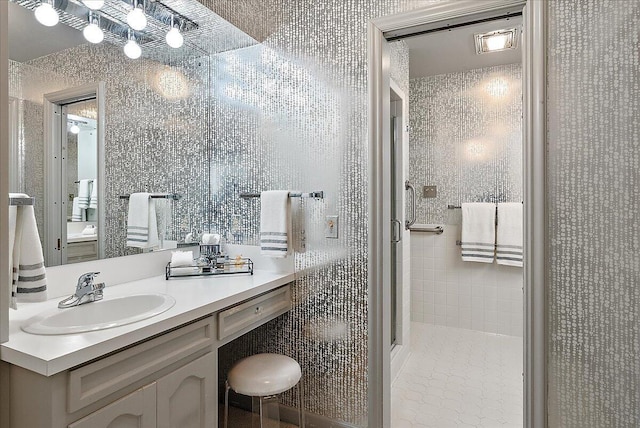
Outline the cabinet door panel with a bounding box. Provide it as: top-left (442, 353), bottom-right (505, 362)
top-left (156, 353), bottom-right (215, 428)
top-left (68, 384), bottom-right (156, 428)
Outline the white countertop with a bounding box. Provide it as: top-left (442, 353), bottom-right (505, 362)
top-left (67, 233), bottom-right (97, 243)
top-left (0, 270), bottom-right (294, 376)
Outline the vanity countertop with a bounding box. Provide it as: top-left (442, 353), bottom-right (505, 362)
top-left (67, 233), bottom-right (98, 243)
top-left (0, 270), bottom-right (294, 376)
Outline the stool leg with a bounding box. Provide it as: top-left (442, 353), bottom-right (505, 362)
top-left (297, 380), bottom-right (305, 428)
top-left (224, 381), bottom-right (230, 428)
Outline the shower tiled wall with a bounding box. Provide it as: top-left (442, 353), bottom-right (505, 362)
top-left (547, 1), bottom-right (640, 426)
top-left (408, 65), bottom-right (523, 336)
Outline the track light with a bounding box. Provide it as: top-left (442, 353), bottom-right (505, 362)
top-left (127, 0), bottom-right (147, 31)
top-left (124, 30), bottom-right (142, 59)
top-left (34, 0), bottom-right (59, 27)
top-left (165, 16), bottom-right (183, 48)
top-left (83, 12), bottom-right (104, 44)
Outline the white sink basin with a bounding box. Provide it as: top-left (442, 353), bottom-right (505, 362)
top-left (21, 293), bottom-right (176, 335)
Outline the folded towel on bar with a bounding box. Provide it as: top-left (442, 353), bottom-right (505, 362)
top-left (89, 178), bottom-right (98, 209)
top-left (9, 193), bottom-right (47, 309)
top-left (126, 193), bottom-right (159, 249)
top-left (77, 179), bottom-right (92, 209)
top-left (260, 190), bottom-right (291, 258)
top-left (496, 203), bottom-right (523, 267)
top-left (71, 197), bottom-right (85, 222)
top-left (461, 202), bottom-right (496, 263)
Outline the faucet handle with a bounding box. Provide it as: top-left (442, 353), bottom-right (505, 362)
top-left (77, 272), bottom-right (100, 290)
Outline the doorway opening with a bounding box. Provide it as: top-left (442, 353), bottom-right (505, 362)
top-left (368, 1), bottom-right (547, 427)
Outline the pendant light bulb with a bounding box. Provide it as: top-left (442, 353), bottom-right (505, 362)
top-left (127, 2), bottom-right (147, 31)
top-left (82, 0), bottom-right (104, 10)
top-left (165, 24), bottom-right (183, 49)
top-left (83, 13), bottom-right (104, 44)
top-left (124, 31), bottom-right (142, 59)
top-left (34, 1), bottom-right (59, 27)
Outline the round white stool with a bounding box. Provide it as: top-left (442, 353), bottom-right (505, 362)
top-left (224, 353), bottom-right (305, 428)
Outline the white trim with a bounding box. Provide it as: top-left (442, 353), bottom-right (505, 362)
top-left (1, 0), bottom-right (9, 344)
top-left (43, 83), bottom-right (106, 266)
top-left (368, 1), bottom-right (547, 427)
top-left (8, 97), bottom-right (19, 192)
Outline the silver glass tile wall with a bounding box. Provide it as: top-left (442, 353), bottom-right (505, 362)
top-left (9, 43), bottom-right (210, 259)
top-left (409, 64), bottom-right (523, 225)
top-left (547, 1), bottom-right (640, 426)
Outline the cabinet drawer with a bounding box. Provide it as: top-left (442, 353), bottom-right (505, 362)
top-left (67, 241), bottom-right (97, 258)
top-left (68, 316), bottom-right (214, 413)
top-left (218, 285), bottom-right (292, 341)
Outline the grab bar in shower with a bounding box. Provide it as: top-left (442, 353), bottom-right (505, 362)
top-left (409, 224), bottom-right (444, 234)
top-left (405, 180), bottom-right (417, 230)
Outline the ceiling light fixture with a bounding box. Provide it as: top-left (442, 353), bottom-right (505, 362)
top-left (69, 123), bottom-right (80, 134)
top-left (124, 30), bottom-right (142, 59)
top-left (82, 0), bottom-right (104, 10)
top-left (165, 15), bottom-right (183, 48)
top-left (34, 0), bottom-right (59, 27)
top-left (127, 0), bottom-right (147, 31)
top-left (474, 28), bottom-right (518, 54)
top-left (83, 12), bottom-right (104, 44)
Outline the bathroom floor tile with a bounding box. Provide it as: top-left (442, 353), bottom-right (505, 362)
top-left (391, 323), bottom-right (523, 428)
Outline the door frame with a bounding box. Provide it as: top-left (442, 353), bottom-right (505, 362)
top-left (44, 83), bottom-right (106, 265)
top-left (367, 1), bottom-right (548, 427)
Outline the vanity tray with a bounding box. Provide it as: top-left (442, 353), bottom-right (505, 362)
top-left (165, 257), bottom-right (254, 280)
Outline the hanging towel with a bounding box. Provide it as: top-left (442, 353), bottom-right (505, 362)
top-left (89, 178), bottom-right (98, 209)
top-left (260, 190), bottom-right (291, 258)
top-left (9, 193), bottom-right (47, 309)
top-left (461, 202), bottom-right (496, 263)
top-left (71, 197), bottom-right (86, 222)
top-left (77, 179), bottom-right (92, 209)
top-left (496, 203), bottom-right (523, 267)
top-left (126, 193), bottom-right (159, 249)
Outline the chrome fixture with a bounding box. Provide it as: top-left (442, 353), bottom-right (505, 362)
top-left (408, 224), bottom-right (444, 234)
top-left (474, 28), bottom-right (519, 54)
top-left (34, 0), bottom-right (59, 27)
top-left (405, 180), bottom-right (417, 230)
top-left (58, 272), bottom-right (105, 308)
top-left (83, 11), bottom-right (104, 44)
top-left (124, 29), bottom-right (142, 59)
top-left (239, 191), bottom-right (324, 199)
top-left (127, 0), bottom-right (147, 31)
top-left (166, 15), bottom-right (183, 48)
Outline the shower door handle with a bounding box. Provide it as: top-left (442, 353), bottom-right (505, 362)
top-left (392, 219), bottom-right (402, 243)
top-left (405, 180), bottom-right (417, 229)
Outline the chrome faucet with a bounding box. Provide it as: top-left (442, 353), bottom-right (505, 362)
top-left (58, 272), bottom-right (105, 309)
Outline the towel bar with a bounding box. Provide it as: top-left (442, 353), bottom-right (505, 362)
top-left (119, 193), bottom-right (181, 201)
top-left (240, 191), bottom-right (324, 199)
top-left (408, 224), bottom-right (444, 234)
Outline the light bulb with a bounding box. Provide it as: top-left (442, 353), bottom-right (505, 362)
top-left (165, 27), bottom-right (183, 48)
top-left (83, 22), bottom-right (104, 43)
top-left (485, 34), bottom-right (509, 51)
top-left (124, 40), bottom-right (141, 59)
top-left (70, 124), bottom-right (80, 134)
top-left (82, 0), bottom-right (104, 10)
top-left (34, 2), bottom-right (59, 27)
top-left (127, 6), bottom-right (147, 31)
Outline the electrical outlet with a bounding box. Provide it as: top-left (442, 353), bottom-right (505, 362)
top-left (325, 215), bottom-right (338, 239)
top-left (423, 185), bottom-right (437, 198)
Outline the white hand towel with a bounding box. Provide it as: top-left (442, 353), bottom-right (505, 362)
top-left (71, 197), bottom-right (85, 222)
top-left (77, 179), bottom-right (91, 209)
top-left (89, 178), bottom-right (98, 209)
top-left (9, 193), bottom-right (47, 309)
top-left (496, 203), bottom-right (523, 267)
top-left (260, 190), bottom-right (291, 258)
top-left (461, 202), bottom-right (496, 263)
top-left (126, 193), bottom-right (159, 249)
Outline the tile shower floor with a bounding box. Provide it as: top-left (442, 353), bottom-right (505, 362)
top-left (391, 323), bottom-right (523, 428)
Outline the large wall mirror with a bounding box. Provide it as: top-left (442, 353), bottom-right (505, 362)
top-left (7, 0), bottom-right (258, 266)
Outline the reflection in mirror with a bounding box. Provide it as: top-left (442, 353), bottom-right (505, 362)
top-left (7, 0), bottom-right (258, 266)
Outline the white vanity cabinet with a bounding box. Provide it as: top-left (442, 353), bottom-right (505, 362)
top-left (5, 317), bottom-right (216, 428)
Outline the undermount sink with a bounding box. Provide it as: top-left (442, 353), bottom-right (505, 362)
top-left (21, 293), bottom-right (176, 335)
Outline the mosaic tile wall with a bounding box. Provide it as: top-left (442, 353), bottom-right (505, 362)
top-left (409, 64), bottom-right (523, 226)
top-left (9, 43), bottom-right (211, 259)
top-left (547, 1), bottom-right (640, 426)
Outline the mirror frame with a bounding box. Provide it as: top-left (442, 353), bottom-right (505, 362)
top-left (43, 83), bottom-right (105, 266)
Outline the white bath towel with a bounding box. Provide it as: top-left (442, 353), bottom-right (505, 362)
top-left (260, 190), bottom-right (291, 258)
top-left (9, 193), bottom-right (47, 309)
top-left (89, 178), bottom-right (98, 209)
top-left (77, 179), bottom-right (92, 209)
top-left (461, 202), bottom-right (496, 263)
top-left (126, 193), bottom-right (159, 249)
top-left (71, 197), bottom-right (85, 222)
top-left (496, 203), bottom-right (523, 267)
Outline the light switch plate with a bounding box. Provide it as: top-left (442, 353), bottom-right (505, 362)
top-left (325, 215), bottom-right (338, 239)
top-left (423, 185), bottom-right (437, 198)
